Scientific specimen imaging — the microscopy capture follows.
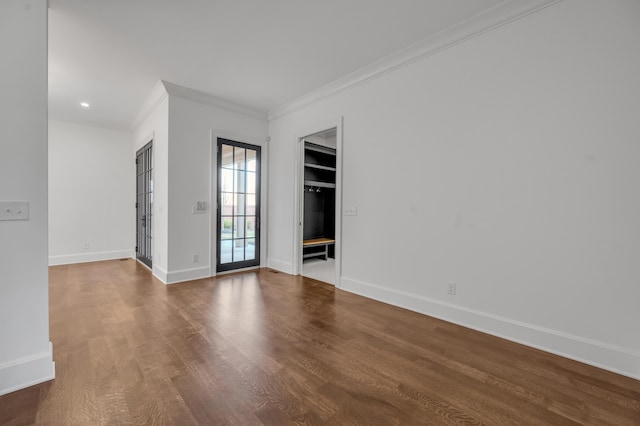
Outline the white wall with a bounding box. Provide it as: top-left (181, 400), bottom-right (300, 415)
top-left (166, 93), bottom-right (268, 283)
top-left (132, 82), bottom-right (268, 284)
top-left (132, 89), bottom-right (169, 279)
top-left (0, 0), bottom-right (55, 395)
top-left (267, 0), bottom-right (640, 379)
top-left (49, 120), bottom-right (135, 265)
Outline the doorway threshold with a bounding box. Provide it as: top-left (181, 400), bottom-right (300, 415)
top-left (303, 258), bottom-right (335, 285)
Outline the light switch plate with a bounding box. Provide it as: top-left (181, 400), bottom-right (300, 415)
top-left (0, 201), bottom-right (29, 221)
top-left (192, 201), bottom-right (207, 214)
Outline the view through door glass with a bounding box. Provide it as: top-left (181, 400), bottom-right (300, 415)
top-left (136, 141), bottom-right (153, 268)
top-left (217, 138), bottom-right (261, 272)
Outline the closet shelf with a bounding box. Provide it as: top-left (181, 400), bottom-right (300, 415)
top-left (304, 163), bottom-right (336, 171)
top-left (304, 180), bottom-right (336, 189)
top-left (304, 144), bottom-right (336, 156)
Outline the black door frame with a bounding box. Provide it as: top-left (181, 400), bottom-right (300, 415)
top-left (216, 138), bottom-right (261, 272)
top-left (136, 141), bottom-right (153, 268)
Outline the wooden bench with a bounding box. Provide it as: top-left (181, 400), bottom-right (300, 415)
top-left (303, 238), bottom-right (335, 261)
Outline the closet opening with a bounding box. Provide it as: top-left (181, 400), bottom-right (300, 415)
top-left (299, 128), bottom-right (338, 285)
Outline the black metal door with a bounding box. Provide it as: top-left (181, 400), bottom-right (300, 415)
top-left (136, 142), bottom-right (153, 268)
top-left (217, 138), bottom-right (261, 272)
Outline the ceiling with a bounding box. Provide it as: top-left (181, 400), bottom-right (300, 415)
top-left (48, 0), bottom-right (507, 130)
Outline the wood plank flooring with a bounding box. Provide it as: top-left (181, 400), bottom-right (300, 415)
top-left (1, 259), bottom-right (638, 425)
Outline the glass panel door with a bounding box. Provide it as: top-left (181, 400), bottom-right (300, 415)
top-left (136, 141), bottom-right (153, 268)
top-left (217, 138), bottom-right (261, 272)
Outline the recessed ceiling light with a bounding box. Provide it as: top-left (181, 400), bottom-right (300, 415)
top-left (80, 102), bottom-right (90, 108)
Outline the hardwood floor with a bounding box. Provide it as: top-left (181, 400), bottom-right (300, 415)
top-left (1, 260), bottom-right (638, 425)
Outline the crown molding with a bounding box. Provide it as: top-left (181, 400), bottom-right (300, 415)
top-left (131, 80), bottom-right (268, 132)
top-left (130, 80), bottom-right (169, 131)
top-left (268, 0), bottom-right (562, 121)
top-left (161, 81), bottom-right (267, 121)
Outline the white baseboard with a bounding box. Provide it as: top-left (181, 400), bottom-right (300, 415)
top-left (0, 342), bottom-right (55, 396)
top-left (49, 249), bottom-right (134, 266)
top-left (267, 258), bottom-right (293, 274)
top-left (153, 265), bottom-right (168, 284)
top-left (341, 276), bottom-right (640, 381)
top-left (164, 266), bottom-right (211, 285)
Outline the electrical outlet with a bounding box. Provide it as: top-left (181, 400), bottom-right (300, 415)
top-left (0, 201), bottom-right (29, 221)
top-left (448, 283), bottom-right (456, 295)
top-left (83, 243), bottom-right (90, 250)
top-left (192, 253), bottom-right (199, 263)
top-left (344, 207), bottom-right (358, 216)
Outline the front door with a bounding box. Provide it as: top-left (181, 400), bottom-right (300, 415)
top-left (136, 141), bottom-right (153, 268)
top-left (217, 138), bottom-right (261, 272)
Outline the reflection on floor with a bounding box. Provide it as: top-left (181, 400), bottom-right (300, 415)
top-left (302, 258), bottom-right (335, 285)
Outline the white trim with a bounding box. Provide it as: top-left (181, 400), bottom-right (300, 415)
top-left (0, 342), bottom-right (55, 397)
top-left (209, 129), bottom-right (216, 279)
top-left (163, 81), bottom-right (267, 120)
top-left (334, 120), bottom-right (344, 288)
top-left (211, 130), bottom-right (268, 147)
top-left (153, 264), bottom-right (168, 284)
top-left (292, 118), bottom-right (344, 288)
top-left (210, 130), bottom-right (269, 277)
top-left (267, 258), bottom-right (293, 274)
top-left (48, 250), bottom-right (134, 266)
top-left (164, 266), bottom-right (211, 285)
top-left (268, 0), bottom-right (562, 121)
top-left (131, 81), bottom-right (169, 131)
top-left (292, 136), bottom-right (304, 276)
top-left (341, 276), bottom-right (640, 381)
